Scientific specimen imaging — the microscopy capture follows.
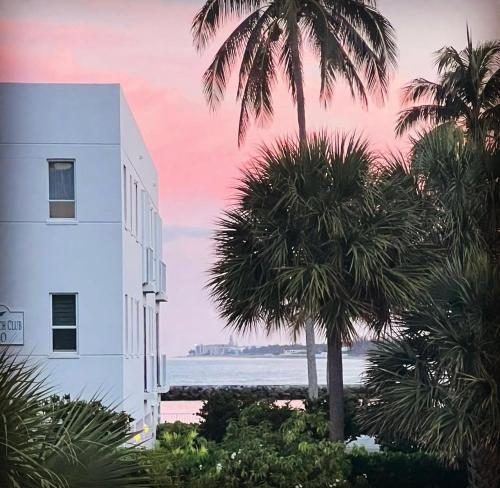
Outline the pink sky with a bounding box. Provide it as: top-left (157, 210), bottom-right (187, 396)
top-left (1, 0), bottom-right (498, 355)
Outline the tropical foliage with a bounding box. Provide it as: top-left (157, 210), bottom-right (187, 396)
top-left (396, 29), bottom-right (500, 144)
top-left (192, 0), bottom-right (397, 144)
top-left (208, 132), bottom-right (434, 441)
top-left (198, 389), bottom-right (293, 442)
top-left (361, 126), bottom-right (500, 487)
top-left (0, 350), bottom-right (148, 488)
top-left (145, 402), bottom-right (467, 488)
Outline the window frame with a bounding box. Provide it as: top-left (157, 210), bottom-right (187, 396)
top-left (129, 173), bottom-right (133, 232)
top-left (123, 164), bottom-right (128, 229)
top-left (134, 181), bottom-right (139, 239)
top-left (48, 159), bottom-right (76, 221)
top-left (50, 293), bottom-right (78, 354)
top-left (124, 294), bottom-right (129, 355)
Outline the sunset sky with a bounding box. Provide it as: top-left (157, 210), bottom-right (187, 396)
top-left (1, 0), bottom-right (498, 355)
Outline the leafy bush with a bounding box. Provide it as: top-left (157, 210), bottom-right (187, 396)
top-left (149, 404), bottom-right (351, 488)
top-left (157, 421), bottom-right (206, 451)
top-left (197, 389), bottom-right (264, 442)
top-left (306, 388), bottom-right (420, 452)
top-left (147, 401), bottom-right (467, 488)
top-left (143, 422), bottom-right (215, 488)
top-left (230, 399), bottom-right (294, 430)
top-left (198, 387), bottom-right (374, 444)
top-left (216, 402), bottom-right (351, 487)
top-left (349, 450), bottom-right (467, 488)
top-left (305, 387), bottom-right (366, 442)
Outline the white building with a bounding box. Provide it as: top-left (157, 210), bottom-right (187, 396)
top-left (0, 83), bottom-right (168, 445)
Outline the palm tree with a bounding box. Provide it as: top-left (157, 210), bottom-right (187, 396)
top-left (361, 127), bottom-right (500, 487)
top-left (193, 0), bottom-right (397, 400)
top-left (208, 132), bottom-right (432, 441)
top-left (363, 256), bottom-right (500, 488)
top-left (192, 0), bottom-right (397, 145)
top-left (396, 29), bottom-right (500, 145)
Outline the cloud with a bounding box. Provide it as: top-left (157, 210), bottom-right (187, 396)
top-left (1, 0), bottom-right (498, 354)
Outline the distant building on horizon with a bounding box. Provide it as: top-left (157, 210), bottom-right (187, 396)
top-left (190, 336), bottom-right (246, 356)
top-left (188, 338), bottom-right (372, 357)
top-left (0, 83), bottom-right (168, 446)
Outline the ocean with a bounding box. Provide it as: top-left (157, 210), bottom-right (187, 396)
top-left (166, 355), bottom-right (366, 386)
top-left (161, 355), bottom-right (367, 423)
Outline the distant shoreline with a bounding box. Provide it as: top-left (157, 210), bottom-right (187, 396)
top-left (172, 353), bottom-right (367, 359)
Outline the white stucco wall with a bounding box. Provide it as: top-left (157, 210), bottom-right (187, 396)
top-left (119, 90), bottom-right (165, 433)
top-left (0, 83), bottom-right (166, 443)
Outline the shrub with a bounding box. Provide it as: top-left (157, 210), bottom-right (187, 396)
top-left (205, 404), bottom-right (351, 488)
top-left (349, 449), bottom-right (467, 488)
top-left (305, 387), bottom-right (366, 442)
top-left (213, 438), bottom-right (351, 488)
top-left (230, 399), bottom-right (294, 430)
top-left (197, 390), bottom-right (264, 442)
top-left (306, 388), bottom-right (421, 452)
top-left (148, 401), bottom-right (468, 488)
top-left (156, 421), bottom-right (205, 451)
top-left (0, 351), bottom-right (147, 487)
top-left (142, 422), bottom-right (215, 488)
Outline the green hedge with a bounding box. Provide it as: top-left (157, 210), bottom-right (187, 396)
top-left (349, 450), bottom-right (466, 488)
top-left (149, 401), bottom-right (466, 487)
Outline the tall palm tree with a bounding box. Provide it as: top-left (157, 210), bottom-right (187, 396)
top-left (208, 133), bottom-right (432, 441)
top-left (396, 29), bottom-right (500, 144)
top-left (193, 0), bottom-right (397, 399)
top-left (193, 0), bottom-right (397, 145)
top-left (361, 126), bottom-right (500, 487)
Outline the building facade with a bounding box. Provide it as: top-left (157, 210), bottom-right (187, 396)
top-left (0, 83), bottom-right (168, 444)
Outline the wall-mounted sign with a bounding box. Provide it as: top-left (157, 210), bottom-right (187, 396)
top-left (0, 305), bottom-right (24, 345)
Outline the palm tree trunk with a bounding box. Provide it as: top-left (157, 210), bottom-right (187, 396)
top-left (327, 328), bottom-right (344, 442)
top-left (467, 445), bottom-right (500, 488)
top-left (305, 317), bottom-right (318, 400)
top-left (288, 6), bottom-right (318, 401)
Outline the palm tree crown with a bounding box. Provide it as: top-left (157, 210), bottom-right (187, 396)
top-left (208, 133), bottom-right (433, 440)
top-left (361, 127), bottom-right (500, 487)
top-left (396, 29), bottom-right (500, 142)
top-left (193, 0), bottom-right (397, 144)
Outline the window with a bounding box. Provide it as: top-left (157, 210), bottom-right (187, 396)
top-left (125, 294), bottom-right (129, 354)
top-left (131, 298), bottom-right (135, 355)
top-left (49, 160), bottom-right (75, 218)
top-left (129, 174), bottom-right (133, 230)
top-left (156, 312), bottom-right (160, 387)
top-left (52, 294), bottom-right (77, 352)
top-left (136, 300), bottom-right (140, 355)
top-left (134, 182), bottom-right (139, 238)
top-left (143, 306), bottom-right (147, 391)
top-left (150, 209), bottom-right (154, 249)
top-left (123, 165), bottom-right (127, 227)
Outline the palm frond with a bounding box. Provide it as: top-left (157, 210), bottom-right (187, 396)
top-left (202, 9), bottom-right (263, 109)
top-left (192, 0), bottom-right (264, 51)
top-left (397, 30), bottom-right (500, 140)
top-left (0, 351), bottom-right (148, 487)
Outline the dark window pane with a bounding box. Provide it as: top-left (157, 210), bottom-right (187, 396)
top-left (49, 161), bottom-right (74, 200)
top-left (49, 201), bottom-right (75, 218)
top-left (52, 295), bottom-right (76, 325)
top-left (53, 329), bottom-right (76, 351)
